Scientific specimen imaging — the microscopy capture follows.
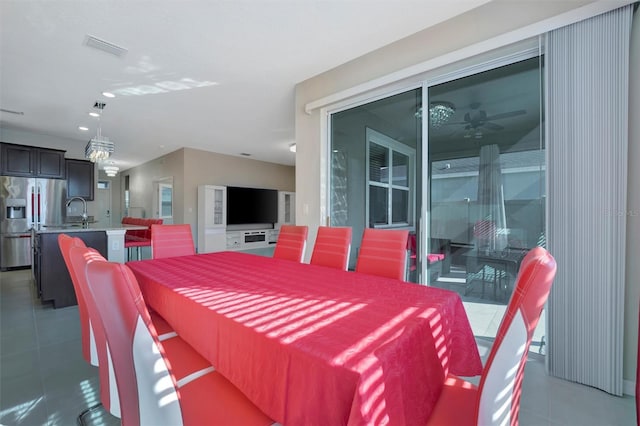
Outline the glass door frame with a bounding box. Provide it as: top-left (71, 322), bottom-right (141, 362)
top-left (323, 44), bottom-right (542, 284)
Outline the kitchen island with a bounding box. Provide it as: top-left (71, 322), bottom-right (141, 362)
top-left (34, 224), bottom-right (145, 308)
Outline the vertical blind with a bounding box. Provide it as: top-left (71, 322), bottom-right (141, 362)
top-left (546, 5), bottom-right (632, 395)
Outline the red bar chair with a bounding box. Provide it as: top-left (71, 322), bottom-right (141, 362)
top-left (273, 225), bottom-right (309, 263)
top-left (355, 228), bottom-right (409, 280)
top-left (82, 258), bottom-right (275, 426)
top-left (123, 217), bottom-right (163, 261)
top-left (151, 224), bottom-right (196, 259)
top-left (310, 226), bottom-right (352, 270)
top-left (426, 246), bottom-right (557, 426)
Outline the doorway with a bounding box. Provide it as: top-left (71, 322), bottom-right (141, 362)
top-left (96, 181), bottom-right (112, 227)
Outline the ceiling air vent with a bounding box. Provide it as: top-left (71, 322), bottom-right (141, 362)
top-left (84, 34), bottom-right (128, 57)
top-left (0, 108), bottom-right (24, 115)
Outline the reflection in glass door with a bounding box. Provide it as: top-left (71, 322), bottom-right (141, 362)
top-left (426, 54), bottom-right (545, 348)
top-left (330, 89), bottom-right (422, 279)
top-left (328, 51), bottom-right (546, 351)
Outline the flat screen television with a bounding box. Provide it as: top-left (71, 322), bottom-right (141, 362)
top-left (226, 186), bottom-right (278, 225)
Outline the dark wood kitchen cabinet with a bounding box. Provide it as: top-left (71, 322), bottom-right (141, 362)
top-left (66, 159), bottom-right (95, 200)
top-left (34, 230), bottom-right (107, 308)
top-left (0, 142), bottom-right (66, 178)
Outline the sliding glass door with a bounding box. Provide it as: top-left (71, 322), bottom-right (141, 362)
top-left (330, 89), bottom-right (422, 280)
top-left (426, 53), bottom-right (545, 344)
top-left (328, 45), bottom-right (545, 348)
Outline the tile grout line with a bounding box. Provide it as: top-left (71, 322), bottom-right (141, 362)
top-left (27, 271), bottom-right (52, 425)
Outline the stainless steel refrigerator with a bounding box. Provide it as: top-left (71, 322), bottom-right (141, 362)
top-left (1, 176), bottom-right (66, 269)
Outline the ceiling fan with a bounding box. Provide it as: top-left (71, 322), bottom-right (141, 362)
top-left (448, 102), bottom-right (526, 133)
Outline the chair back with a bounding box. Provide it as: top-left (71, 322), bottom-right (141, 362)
top-left (151, 224), bottom-right (196, 259)
top-left (310, 226), bottom-right (352, 270)
top-left (67, 245), bottom-right (120, 417)
top-left (58, 234), bottom-right (97, 366)
top-left (476, 246), bottom-right (557, 426)
top-left (273, 225), bottom-right (308, 262)
top-left (84, 259), bottom-right (184, 426)
top-left (355, 228), bottom-right (409, 280)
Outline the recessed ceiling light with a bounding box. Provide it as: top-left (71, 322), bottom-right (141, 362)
top-left (78, 126), bottom-right (89, 131)
top-left (102, 92), bottom-right (115, 98)
top-left (289, 143), bottom-right (297, 153)
top-left (89, 112), bottom-right (100, 117)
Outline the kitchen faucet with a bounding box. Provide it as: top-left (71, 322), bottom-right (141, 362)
top-left (66, 197), bottom-right (88, 224)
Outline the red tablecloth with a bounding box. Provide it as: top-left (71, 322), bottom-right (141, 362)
top-left (127, 251), bottom-right (481, 426)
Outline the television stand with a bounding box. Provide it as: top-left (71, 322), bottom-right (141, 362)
top-left (226, 229), bottom-right (279, 251)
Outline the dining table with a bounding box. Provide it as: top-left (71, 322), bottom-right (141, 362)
top-left (127, 251), bottom-right (482, 426)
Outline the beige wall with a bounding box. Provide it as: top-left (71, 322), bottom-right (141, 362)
top-left (295, 1), bottom-right (639, 389)
top-left (124, 147), bottom-right (295, 244)
top-left (295, 1), bottom-right (596, 248)
top-left (122, 149), bottom-right (185, 223)
top-left (182, 147), bottom-right (295, 241)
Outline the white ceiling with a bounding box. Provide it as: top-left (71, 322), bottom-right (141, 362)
top-left (0, 0), bottom-right (491, 170)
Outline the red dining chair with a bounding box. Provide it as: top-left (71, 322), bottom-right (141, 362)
top-left (355, 228), bottom-right (409, 280)
top-left (82, 258), bottom-right (274, 426)
top-left (63, 239), bottom-right (178, 420)
top-left (426, 246), bottom-right (557, 426)
top-left (273, 225), bottom-right (309, 263)
top-left (57, 234), bottom-right (104, 424)
top-left (69, 244), bottom-right (220, 420)
top-left (310, 226), bottom-right (352, 270)
top-left (58, 234), bottom-right (97, 366)
top-left (151, 224), bottom-right (196, 259)
top-left (66, 244), bottom-right (120, 418)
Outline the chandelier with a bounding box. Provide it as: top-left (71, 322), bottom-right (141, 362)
top-left (104, 164), bottom-right (119, 177)
top-left (428, 101), bottom-right (456, 128)
top-left (85, 102), bottom-right (114, 162)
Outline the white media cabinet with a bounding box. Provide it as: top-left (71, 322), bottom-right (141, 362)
top-left (225, 228), bottom-right (279, 251)
top-left (197, 185), bottom-right (295, 253)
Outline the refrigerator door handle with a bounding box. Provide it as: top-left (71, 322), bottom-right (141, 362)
top-left (30, 188), bottom-right (36, 229)
top-left (37, 186), bottom-right (41, 227)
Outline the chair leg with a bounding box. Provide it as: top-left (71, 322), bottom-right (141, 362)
top-left (482, 267), bottom-right (486, 298)
top-left (77, 402), bottom-right (103, 426)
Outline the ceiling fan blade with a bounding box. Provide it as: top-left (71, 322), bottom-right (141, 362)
top-left (483, 122), bottom-right (504, 131)
top-left (484, 109), bottom-right (526, 121)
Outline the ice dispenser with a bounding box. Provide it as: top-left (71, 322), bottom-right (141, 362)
top-left (6, 200), bottom-right (27, 219)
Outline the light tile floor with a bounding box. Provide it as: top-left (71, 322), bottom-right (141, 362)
top-left (0, 268), bottom-right (635, 425)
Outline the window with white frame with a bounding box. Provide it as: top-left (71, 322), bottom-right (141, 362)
top-left (366, 128), bottom-right (415, 228)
